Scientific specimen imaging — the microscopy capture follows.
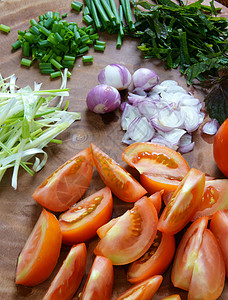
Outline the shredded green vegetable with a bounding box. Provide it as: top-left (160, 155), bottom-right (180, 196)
top-left (0, 70), bottom-right (81, 189)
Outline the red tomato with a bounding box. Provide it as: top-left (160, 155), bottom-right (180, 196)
top-left (122, 142), bottom-right (189, 195)
top-left (127, 230), bottom-right (175, 284)
top-left (94, 196), bottom-right (158, 265)
top-left (210, 209), bottom-right (228, 276)
top-left (172, 216), bottom-right (225, 300)
top-left (115, 275), bottom-right (163, 300)
top-left (90, 143), bottom-right (147, 202)
top-left (213, 118), bottom-right (228, 177)
top-left (161, 295), bottom-right (181, 300)
top-left (59, 186), bottom-right (113, 244)
top-left (148, 191), bottom-right (163, 215)
top-left (158, 168), bottom-right (205, 235)
top-left (192, 179), bottom-right (228, 221)
top-left (80, 256), bottom-right (113, 300)
top-left (33, 147), bottom-right (93, 212)
top-left (15, 209), bottom-right (62, 286)
top-left (43, 243), bottom-right (87, 300)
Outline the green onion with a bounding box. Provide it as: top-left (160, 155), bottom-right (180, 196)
top-left (96, 40), bottom-right (106, 46)
top-left (83, 6), bottom-right (90, 15)
top-left (21, 58), bottom-right (33, 67)
top-left (22, 41), bottom-right (30, 57)
top-left (71, 1), bottom-right (83, 12)
top-left (0, 24), bottom-right (10, 33)
top-left (94, 44), bottom-right (105, 51)
top-left (50, 58), bottom-right (63, 70)
top-left (50, 71), bottom-right (62, 78)
top-left (83, 15), bottom-right (94, 25)
top-left (82, 55), bottom-right (93, 63)
top-left (0, 71), bottom-right (80, 189)
top-left (100, 0), bottom-right (116, 21)
top-left (90, 0), bottom-right (102, 30)
top-left (11, 40), bottom-right (21, 50)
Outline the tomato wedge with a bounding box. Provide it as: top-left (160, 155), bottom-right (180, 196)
top-left (59, 187), bottom-right (113, 244)
top-left (158, 168), bottom-right (205, 235)
top-left (115, 275), bottom-right (163, 300)
top-left (43, 243), bottom-right (87, 300)
top-left (80, 256), bottom-right (113, 300)
top-left (33, 147), bottom-right (93, 212)
top-left (90, 143), bottom-right (147, 202)
top-left (94, 196), bottom-right (158, 265)
top-left (122, 142), bottom-right (189, 195)
top-left (127, 230), bottom-right (175, 284)
top-left (148, 191), bottom-right (163, 215)
top-left (192, 179), bottom-right (228, 221)
top-left (210, 209), bottom-right (228, 276)
top-left (171, 216), bottom-right (209, 291)
top-left (172, 216), bottom-right (225, 300)
top-left (15, 209), bottom-right (62, 286)
top-left (161, 295), bottom-right (181, 300)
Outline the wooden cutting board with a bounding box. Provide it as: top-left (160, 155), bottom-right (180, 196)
top-left (0, 0), bottom-right (227, 299)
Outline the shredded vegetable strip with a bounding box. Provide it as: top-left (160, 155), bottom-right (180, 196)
top-left (0, 70), bottom-right (81, 189)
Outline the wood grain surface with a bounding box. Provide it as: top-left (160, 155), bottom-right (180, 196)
top-left (0, 0), bottom-right (228, 299)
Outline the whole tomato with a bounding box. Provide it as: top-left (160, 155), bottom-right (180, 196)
top-left (213, 118), bottom-right (228, 177)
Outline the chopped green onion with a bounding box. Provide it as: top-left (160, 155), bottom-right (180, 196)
top-left (0, 24), bottom-right (10, 33)
top-left (94, 44), bottom-right (105, 51)
top-left (83, 6), bottom-right (90, 15)
top-left (21, 58), bottom-right (33, 67)
top-left (11, 40), bottom-right (21, 50)
top-left (83, 15), bottom-right (94, 25)
top-left (50, 58), bottom-right (63, 70)
top-left (100, 0), bottom-right (116, 21)
top-left (71, 1), bottom-right (83, 12)
top-left (82, 55), bottom-right (93, 63)
top-left (50, 71), bottom-right (62, 78)
top-left (96, 40), bottom-right (106, 46)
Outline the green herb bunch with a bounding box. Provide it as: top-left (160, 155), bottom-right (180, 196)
top-left (132, 0), bottom-right (228, 84)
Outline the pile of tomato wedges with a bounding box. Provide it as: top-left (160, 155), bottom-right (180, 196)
top-left (15, 142), bottom-right (228, 299)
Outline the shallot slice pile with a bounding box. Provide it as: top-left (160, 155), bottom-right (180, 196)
top-left (121, 80), bottom-right (205, 153)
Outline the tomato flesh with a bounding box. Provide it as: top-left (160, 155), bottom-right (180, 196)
top-left (115, 275), bottom-right (163, 300)
top-left (122, 142), bottom-right (189, 194)
top-left (15, 209), bottom-right (62, 286)
top-left (210, 209), bottom-right (228, 276)
top-left (158, 168), bottom-right (205, 235)
top-left (213, 118), bottom-right (228, 177)
top-left (43, 243), bottom-right (87, 300)
top-left (94, 196), bottom-right (158, 265)
top-left (192, 179), bottom-right (228, 221)
top-left (59, 186), bottom-right (113, 244)
top-left (91, 143), bottom-right (147, 202)
top-left (127, 230), bottom-right (175, 284)
top-left (80, 256), bottom-right (113, 300)
top-left (33, 147), bottom-right (93, 212)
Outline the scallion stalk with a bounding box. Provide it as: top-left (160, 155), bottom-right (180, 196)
top-left (0, 24), bottom-right (10, 33)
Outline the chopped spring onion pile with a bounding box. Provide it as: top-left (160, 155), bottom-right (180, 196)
top-left (0, 70), bottom-right (81, 189)
top-left (12, 11), bottom-right (100, 76)
top-left (121, 79), bottom-right (205, 153)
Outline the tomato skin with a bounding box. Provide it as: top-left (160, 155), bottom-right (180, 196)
top-left (158, 168), bottom-right (205, 235)
top-left (192, 179), bottom-right (228, 221)
top-left (15, 209), bottom-right (62, 286)
top-left (127, 231), bottom-right (175, 284)
top-left (80, 256), bottom-right (113, 300)
top-left (122, 142), bottom-right (189, 195)
top-left (33, 147), bottom-right (93, 212)
top-left (148, 191), bottom-right (163, 215)
top-left (43, 243), bottom-right (87, 300)
top-left (172, 216), bottom-right (225, 300)
top-left (59, 187), bottom-right (113, 245)
top-left (210, 210), bottom-right (228, 276)
top-left (115, 275), bottom-right (163, 300)
top-left (94, 196), bottom-right (158, 265)
top-left (213, 118), bottom-right (228, 177)
top-left (91, 143), bottom-right (147, 202)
